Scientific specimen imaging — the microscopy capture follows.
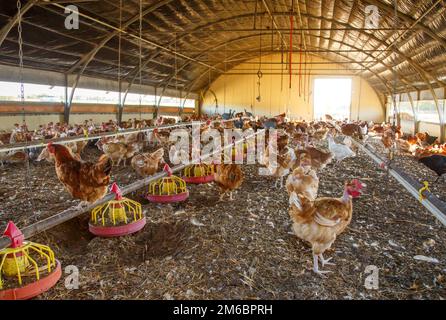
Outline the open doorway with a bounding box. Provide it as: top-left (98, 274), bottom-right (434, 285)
top-left (313, 78), bottom-right (352, 120)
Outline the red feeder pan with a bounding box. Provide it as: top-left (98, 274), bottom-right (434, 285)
top-left (183, 175), bottom-right (214, 184)
top-left (145, 190), bottom-right (189, 203)
top-left (0, 260), bottom-right (62, 300)
top-left (89, 216), bottom-right (146, 237)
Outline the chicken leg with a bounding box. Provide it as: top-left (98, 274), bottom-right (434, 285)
top-left (313, 254), bottom-right (332, 276)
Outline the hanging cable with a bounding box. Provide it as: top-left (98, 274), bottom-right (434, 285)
top-left (307, 56), bottom-right (311, 105)
top-left (270, 18), bottom-right (274, 51)
top-left (208, 54), bottom-right (217, 115)
top-left (138, 0), bottom-right (143, 124)
top-left (174, 33), bottom-right (179, 117)
top-left (295, 0), bottom-right (307, 98)
top-left (17, 0), bottom-right (35, 218)
top-left (392, 0), bottom-right (398, 128)
top-left (256, 16), bottom-right (263, 102)
top-left (253, 0), bottom-right (258, 30)
top-left (224, 45), bottom-right (227, 114)
top-left (17, 0), bottom-right (25, 123)
top-left (280, 44), bottom-right (284, 92)
top-left (118, 0), bottom-right (122, 125)
top-left (251, 68), bottom-right (255, 112)
top-left (298, 33), bottom-right (302, 97)
top-left (270, 55), bottom-right (273, 117)
top-left (303, 51), bottom-right (306, 102)
top-left (289, 3), bottom-right (293, 89)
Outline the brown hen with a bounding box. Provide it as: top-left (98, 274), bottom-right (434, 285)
top-left (48, 143), bottom-right (112, 205)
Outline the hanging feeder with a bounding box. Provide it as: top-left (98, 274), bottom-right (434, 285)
top-left (230, 138), bottom-right (255, 162)
top-left (146, 164), bottom-right (189, 203)
top-left (231, 142), bottom-right (248, 161)
top-left (0, 222), bottom-right (61, 300)
top-left (89, 183), bottom-right (146, 237)
top-left (183, 163), bottom-right (215, 184)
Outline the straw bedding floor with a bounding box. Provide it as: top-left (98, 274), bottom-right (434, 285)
top-left (0, 144), bottom-right (445, 299)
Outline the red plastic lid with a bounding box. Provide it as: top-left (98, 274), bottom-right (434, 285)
top-left (89, 217), bottom-right (146, 238)
top-left (163, 164), bottom-right (173, 176)
top-left (0, 260), bottom-right (62, 300)
top-left (3, 221), bottom-right (24, 248)
top-left (109, 182), bottom-right (123, 200)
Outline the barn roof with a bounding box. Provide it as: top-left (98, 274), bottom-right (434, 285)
top-left (1, 0), bottom-right (445, 100)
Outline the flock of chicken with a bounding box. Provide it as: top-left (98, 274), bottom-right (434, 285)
top-left (21, 115), bottom-right (363, 276)
top-left (0, 117), bottom-right (171, 164)
top-left (1, 112), bottom-right (445, 276)
top-left (353, 121), bottom-right (446, 182)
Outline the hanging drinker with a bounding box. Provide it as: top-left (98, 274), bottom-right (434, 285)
top-left (183, 163), bottom-right (215, 184)
top-left (146, 164), bottom-right (189, 203)
top-left (0, 222), bottom-right (62, 300)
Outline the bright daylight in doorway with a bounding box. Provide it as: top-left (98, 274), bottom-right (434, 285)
top-left (313, 78), bottom-right (352, 121)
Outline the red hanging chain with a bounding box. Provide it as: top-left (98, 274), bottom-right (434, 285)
top-left (289, 14), bottom-right (293, 89)
top-left (299, 34), bottom-right (302, 97)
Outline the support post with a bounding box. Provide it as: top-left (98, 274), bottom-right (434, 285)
top-left (197, 95), bottom-right (203, 117)
top-left (397, 93), bottom-right (402, 127)
top-left (117, 79), bottom-right (123, 125)
top-left (153, 86), bottom-right (159, 120)
top-left (443, 86), bottom-right (446, 142)
top-left (406, 90), bottom-right (417, 135)
top-left (415, 90), bottom-right (421, 134)
top-left (63, 74), bottom-right (70, 124)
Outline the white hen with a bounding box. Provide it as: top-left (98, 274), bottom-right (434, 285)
top-left (328, 135), bottom-right (355, 162)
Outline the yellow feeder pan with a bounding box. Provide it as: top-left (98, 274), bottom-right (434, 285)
top-left (0, 222), bottom-right (61, 300)
top-left (183, 163), bottom-right (215, 184)
top-left (146, 164), bottom-right (189, 203)
top-left (89, 183), bottom-right (146, 237)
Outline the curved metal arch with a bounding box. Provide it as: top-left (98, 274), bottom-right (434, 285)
top-left (402, 86), bottom-right (419, 134)
top-left (162, 31), bottom-right (415, 103)
top-left (179, 43), bottom-right (394, 117)
top-left (193, 50), bottom-right (391, 118)
top-left (0, 0), bottom-right (38, 47)
top-left (66, 0), bottom-right (174, 75)
top-left (364, 0), bottom-right (446, 50)
top-left (155, 12), bottom-right (443, 101)
top-left (123, 10), bottom-right (399, 105)
top-left (121, 11), bottom-right (279, 105)
top-left (284, 10), bottom-right (445, 89)
top-left (157, 19), bottom-right (444, 133)
top-left (290, 33), bottom-right (418, 91)
top-left (64, 0), bottom-right (176, 114)
top-left (123, 9), bottom-right (443, 106)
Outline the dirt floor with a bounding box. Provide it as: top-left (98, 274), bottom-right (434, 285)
top-left (0, 142), bottom-right (445, 300)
